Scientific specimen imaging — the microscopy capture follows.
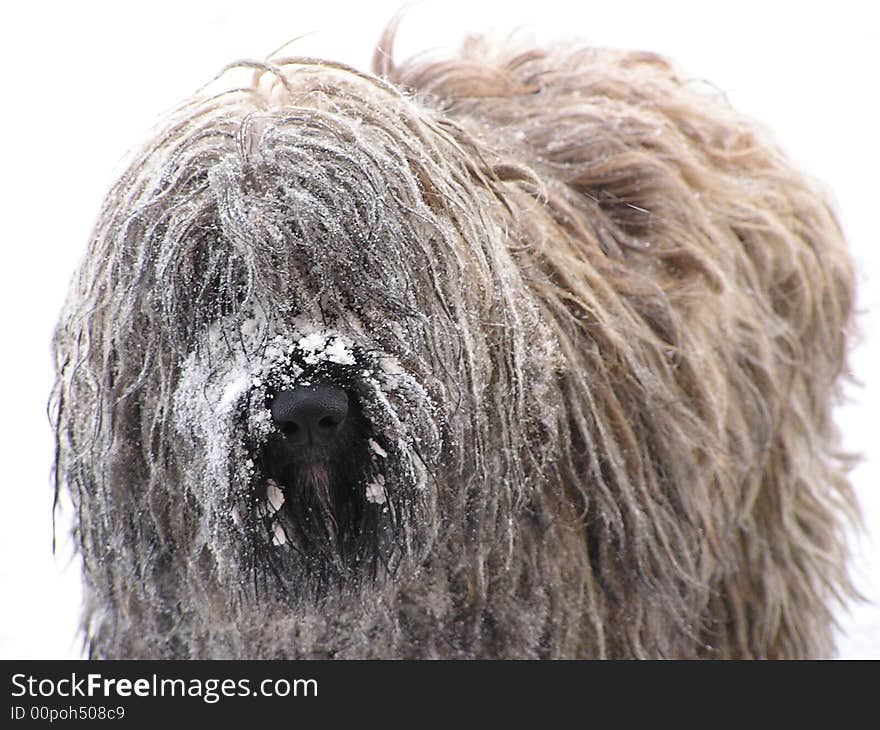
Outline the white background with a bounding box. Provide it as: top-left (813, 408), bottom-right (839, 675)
top-left (1, 0), bottom-right (877, 659)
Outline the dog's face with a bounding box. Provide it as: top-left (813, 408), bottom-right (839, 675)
top-left (56, 61), bottom-right (558, 641)
top-left (161, 87), bottom-right (559, 605)
top-left (159, 95), bottom-right (470, 601)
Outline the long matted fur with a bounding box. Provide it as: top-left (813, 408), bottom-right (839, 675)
top-left (52, 24), bottom-right (858, 658)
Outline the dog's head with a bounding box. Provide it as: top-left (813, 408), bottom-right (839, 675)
top-left (51, 54), bottom-right (560, 651)
top-left (108, 60), bottom-right (561, 606)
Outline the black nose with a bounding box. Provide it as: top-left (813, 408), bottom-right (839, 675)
top-left (270, 386), bottom-right (349, 446)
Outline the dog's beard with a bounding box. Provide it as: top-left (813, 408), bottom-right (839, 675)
top-left (281, 462), bottom-right (348, 571)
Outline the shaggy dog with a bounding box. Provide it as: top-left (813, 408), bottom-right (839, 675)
top-left (52, 23), bottom-right (858, 658)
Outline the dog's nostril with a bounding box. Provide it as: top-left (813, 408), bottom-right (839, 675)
top-left (270, 385), bottom-right (349, 446)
